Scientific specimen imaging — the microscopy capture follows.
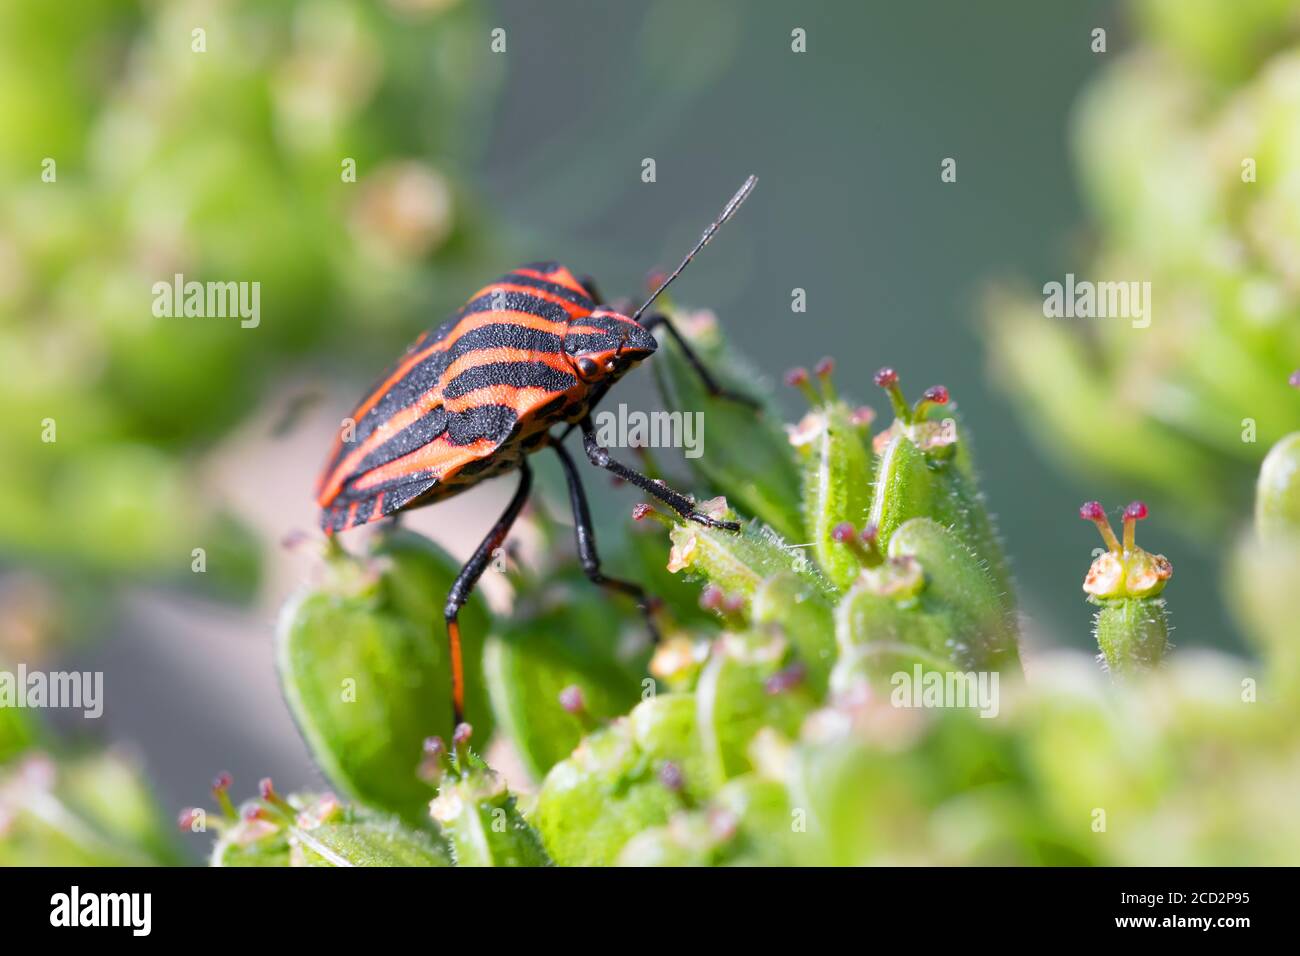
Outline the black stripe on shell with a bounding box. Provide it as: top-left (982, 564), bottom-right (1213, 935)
top-left (442, 361), bottom-right (577, 400)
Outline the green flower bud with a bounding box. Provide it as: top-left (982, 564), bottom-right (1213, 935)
top-left (276, 527), bottom-right (493, 825)
top-left (1079, 501), bottom-right (1173, 676)
top-left (868, 428), bottom-right (939, 546)
top-left (1093, 598), bottom-right (1172, 675)
top-left (1256, 431), bottom-right (1300, 541)
top-left (831, 517), bottom-right (1021, 692)
top-left (207, 783), bottom-right (451, 867)
top-left (426, 730), bottom-right (550, 867)
top-left (535, 694), bottom-right (706, 865)
top-left (785, 360), bottom-right (875, 590)
top-left (869, 370), bottom-right (1016, 611)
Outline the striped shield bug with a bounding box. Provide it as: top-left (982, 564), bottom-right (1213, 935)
top-left (316, 176), bottom-right (759, 728)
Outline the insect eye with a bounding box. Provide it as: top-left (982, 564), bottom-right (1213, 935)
top-left (576, 357), bottom-right (599, 378)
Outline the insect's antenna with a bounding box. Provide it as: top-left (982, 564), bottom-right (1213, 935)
top-left (630, 174), bottom-right (758, 323)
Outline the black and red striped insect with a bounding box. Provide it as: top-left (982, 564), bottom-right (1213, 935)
top-left (316, 176), bottom-right (758, 726)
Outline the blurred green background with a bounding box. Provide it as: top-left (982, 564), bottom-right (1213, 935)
top-left (4, 0), bottom-right (1296, 862)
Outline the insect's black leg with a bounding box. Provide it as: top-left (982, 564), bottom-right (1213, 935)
top-left (639, 312), bottom-right (761, 409)
top-left (578, 275), bottom-right (604, 305)
top-left (444, 460), bottom-right (533, 727)
top-left (579, 417), bottom-right (740, 532)
top-left (550, 437), bottom-right (662, 642)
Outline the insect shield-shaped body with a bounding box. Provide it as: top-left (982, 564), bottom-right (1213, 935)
top-left (313, 177), bottom-right (759, 729)
top-left (315, 263), bottom-right (656, 532)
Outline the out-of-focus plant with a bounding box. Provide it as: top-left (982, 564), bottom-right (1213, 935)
top-left (1230, 373), bottom-right (1300, 691)
top-left (192, 774), bottom-right (453, 867)
top-left (0, 0), bottom-right (501, 644)
top-left (986, 0), bottom-right (1300, 531)
top-left (0, 748), bottom-right (185, 866)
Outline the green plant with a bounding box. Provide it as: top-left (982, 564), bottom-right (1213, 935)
top-left (167, 310), bottom-right (1299, 868)
top-left (5, 303), bottom-right (1294, 866)
top-left (1078, 500), bottom-right (1173, 676)
top-left (197, 774), bottom-right (452, 868)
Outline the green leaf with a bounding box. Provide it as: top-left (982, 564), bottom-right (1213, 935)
top-left (708, 776), bottom-right (798, 864)
top-left (276, 528), bottom-right (493, 825)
